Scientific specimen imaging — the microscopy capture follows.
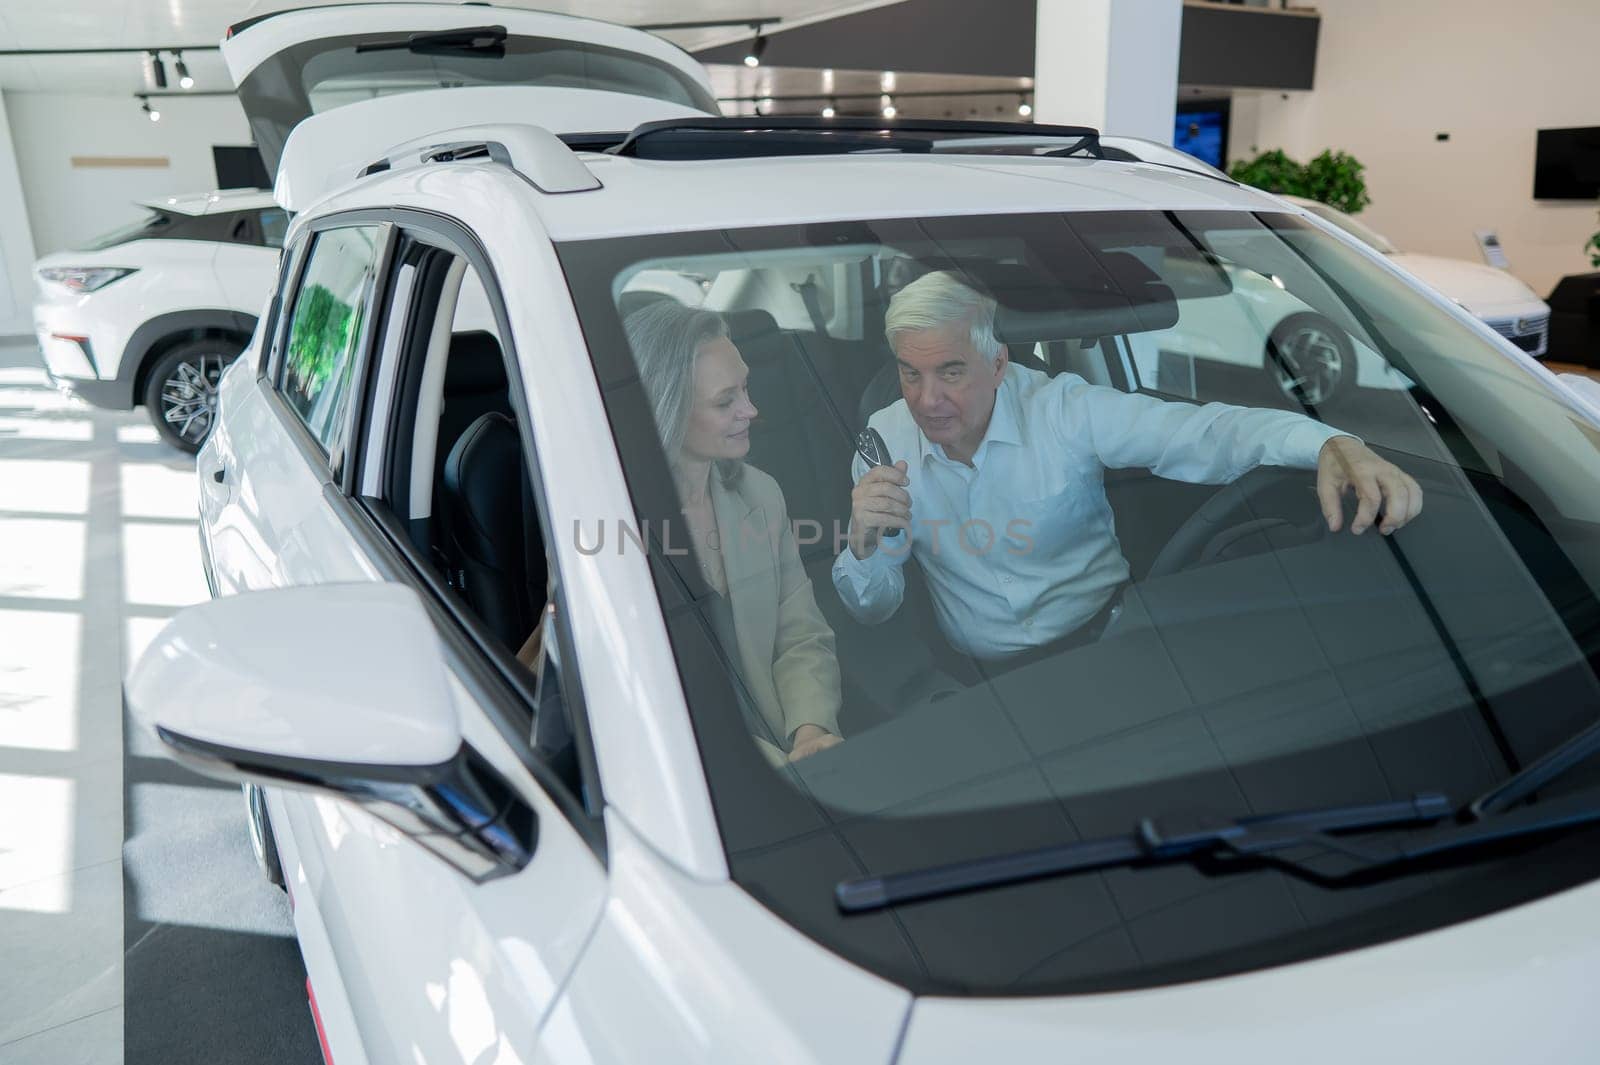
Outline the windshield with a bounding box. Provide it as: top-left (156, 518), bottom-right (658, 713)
top-left (77, 209), bottom-right (174, 251)
top-left (235, 31), bottom-right (718, 174)
top-left (1297, 200), bottom-right (1398, 254)
top-left (560, 209), bottom-right (1600, 995)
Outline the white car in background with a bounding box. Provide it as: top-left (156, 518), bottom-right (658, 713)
top-left (31, 188), bottom-right (289, 451)
top-left (124, 4), bottom-right (1600, 1064)
top-left (1119, 193), bottom-right (1553, 410)
top-left (1285, 196), bottom-right (1552, 354)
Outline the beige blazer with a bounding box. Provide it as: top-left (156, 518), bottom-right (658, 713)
top-left (710, 465), bottom-right (842, 748)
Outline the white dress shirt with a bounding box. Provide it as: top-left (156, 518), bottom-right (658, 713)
top-left (831, 364), bottom-right (1345, 660)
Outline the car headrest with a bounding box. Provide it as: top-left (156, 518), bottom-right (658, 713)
top-left (723, 308), bottom-right (780, 344)
top-left (618, 289), bottom-right (676, 319)
top-left (985, 253), bottom-right (1179, 341)
top-left (444, 331), bottom-right (508, 395)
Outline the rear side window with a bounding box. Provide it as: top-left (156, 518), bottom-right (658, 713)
top-left (259, 208), bottom-right (291, 249)
top-left (280, 225), bottom-right (383, 452)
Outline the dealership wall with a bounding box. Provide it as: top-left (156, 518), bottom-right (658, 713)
top-left (3, 93), bottom-right (254, 262)
top-left (1231, 0), bottom-right (1597, 298)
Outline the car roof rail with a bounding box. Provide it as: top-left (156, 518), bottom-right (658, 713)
top-left (359, 123), bottom-right (602, 194)
top-left (604, 116), bottom-right (1103, 161)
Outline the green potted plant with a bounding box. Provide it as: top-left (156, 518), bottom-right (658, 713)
top-left (1587, 206), bottom-right (1600, 269)
top-left (1228, 148), bottom-right (1373, 215)
top-left (1227, 149), bottom-right (1308, 198)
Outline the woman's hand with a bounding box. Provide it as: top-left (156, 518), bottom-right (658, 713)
top-left (788, 724), bottom-right (843, 762)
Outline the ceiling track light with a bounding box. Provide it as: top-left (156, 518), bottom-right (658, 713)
top-left (1018, 95), bottom-right (1033, 118)
top-left (175, 51), bottom-right (193, 90)
top-left (742, 27), bottom-right (767, 68)
top-left (140, 96), bottom-right (161, 122)
top-left (146, 50), bottom-right (167, 90)
top-left (821, 99), bottom-right (836, 118)
top-left (881, 96), bottom-right (897, 119)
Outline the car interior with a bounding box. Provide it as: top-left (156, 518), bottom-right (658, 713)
top-left (358, 225), bottom-right (1600, 811)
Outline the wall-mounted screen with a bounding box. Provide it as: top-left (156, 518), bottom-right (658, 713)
top-left (213, 145), bottom-right (271, 190)
top-left (1174, 101), bottom-right (1230, 169)
top-left (1533, 126), bottom-right (1600, 200)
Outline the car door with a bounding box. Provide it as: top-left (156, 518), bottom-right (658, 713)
top-left (210, 208), bottom-right (286, 312)
top-left (209, 209), bottom-right (609, 1063)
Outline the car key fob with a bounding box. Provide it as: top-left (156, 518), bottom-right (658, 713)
top-left (854, 428), bottom-right (903, 539)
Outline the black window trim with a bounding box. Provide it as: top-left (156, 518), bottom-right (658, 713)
top-left (319, 204), bottom-right (608, 854)
top-left (270, 217), bottom-right (397, 480)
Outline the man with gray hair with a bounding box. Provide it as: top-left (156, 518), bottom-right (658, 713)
top-left (831, 269), bottom-right (1423, 666)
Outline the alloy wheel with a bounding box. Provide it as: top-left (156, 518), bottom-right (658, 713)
top-left (159, 353), bottom-right (226, 447)
top-left (1270, 324), bottom-right (1347, 407)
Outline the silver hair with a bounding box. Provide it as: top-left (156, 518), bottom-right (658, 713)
top-left (624, 299), bottom-right (742, 484)
top-left (884, 270), bottom-right (1005, 367)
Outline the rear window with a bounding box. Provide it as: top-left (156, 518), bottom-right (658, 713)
top-left (237, 31), bottom-right (718, 171)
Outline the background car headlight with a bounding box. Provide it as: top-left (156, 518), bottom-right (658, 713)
top-left (37, 266), bottom-right (138, 292)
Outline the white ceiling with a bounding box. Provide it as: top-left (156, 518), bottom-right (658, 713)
top-left (0, 0), bottom-right (897, 94)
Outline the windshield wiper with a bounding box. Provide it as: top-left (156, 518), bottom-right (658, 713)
top-left (355, 25), bottom-right (507, 58)
top-left (835, 794), bottom-right (1452, 913)
top-left (1469, 716), bottom-right (1600, 817)
top-left (836, 716), bottom-right (1600, 914)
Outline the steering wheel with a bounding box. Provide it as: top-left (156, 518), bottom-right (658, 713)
top-left (1146, 467), bottom-right (1329, 579)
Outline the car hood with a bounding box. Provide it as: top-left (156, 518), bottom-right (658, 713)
top-left (1386, 252), bottom-right (1544, 317)
top-left (894, 876), bottom-right (1600, 1064)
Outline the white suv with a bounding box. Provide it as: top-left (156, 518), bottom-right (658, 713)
top-left (126, 6), bottom-right (1600, 1064)
top-left (32, 188), bottom-right (289, 451)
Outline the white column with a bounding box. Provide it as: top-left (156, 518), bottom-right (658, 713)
top-left (1033, 0), bottom-right (1182, 143)
top-left (0, 94), bottom-right (39, 336)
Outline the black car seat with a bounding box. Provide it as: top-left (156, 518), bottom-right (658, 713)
top-left (727, 309), bottom-right (857, 546)
top-left (435, 332), bottom-right (513, 518)
top-left (440, 411), bottom-right (548, 651)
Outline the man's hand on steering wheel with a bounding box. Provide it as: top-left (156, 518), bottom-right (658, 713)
top-left (1317, 435), bottom-right (1423, 536)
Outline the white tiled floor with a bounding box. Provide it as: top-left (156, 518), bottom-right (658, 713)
top-left (0, 341), bottom-right (208, 1063)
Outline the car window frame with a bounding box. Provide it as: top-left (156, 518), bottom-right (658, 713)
top-left (328, 206), bottom-right (608, 856)
top-left (267, 218), bottom-right (397, 480)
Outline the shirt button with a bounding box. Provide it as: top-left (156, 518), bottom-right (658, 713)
top-left (1002, 576), bottom-right (1014, 585)
top-left (1022, 617), bottom-right (1033, 629)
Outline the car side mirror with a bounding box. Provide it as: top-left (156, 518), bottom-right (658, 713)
top-left (124, 582), bottom-right (535, 882)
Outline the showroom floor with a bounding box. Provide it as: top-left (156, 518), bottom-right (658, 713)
top-left (0, 338), bottom-right (317, 1064)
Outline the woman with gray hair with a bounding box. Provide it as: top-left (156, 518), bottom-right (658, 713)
top-left (624, 299), bottom-right (843, 763)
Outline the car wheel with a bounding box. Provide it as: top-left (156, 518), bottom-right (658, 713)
top-left (244, 783), bottom-right (286, 890)
top-left (142, 338), bottom-right (243, 453)
top-left (1265, 313), bottom-right (1355, 409)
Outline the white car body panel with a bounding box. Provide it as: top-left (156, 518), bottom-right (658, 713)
top-left (33, 241), bottom-right (234, 382)
top-left (539, 155), bottom-right (1273, 241)
top-left (899, 877), bottom-right (1600, 1063)
top-left (211, 240), bottom-right (279, 312)
top-left (537, 814), bottom-right (910, 1064)
top-left (274, 87), bottom-right (708, 212)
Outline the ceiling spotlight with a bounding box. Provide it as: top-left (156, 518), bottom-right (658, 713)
top-left (146, 51), bottom-right (167, 91)
top-left (1018, 97), bottom-right (1033, 118)
top-left (882, 99), bottom-right (897, 119)
top-left (175, 52), bottom-right (193, 90)
top-left (743, 30), bottom-right (766, 68)
top-left (140, 97), bottom-right (161, 122)
top-left (821, 102), bottom-right (836, 118)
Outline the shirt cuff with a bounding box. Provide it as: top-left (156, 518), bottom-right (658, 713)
top-left (832, 539), bottom-right (902, 598)
top-left (1284, 422), bottom-right (1360, 469)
